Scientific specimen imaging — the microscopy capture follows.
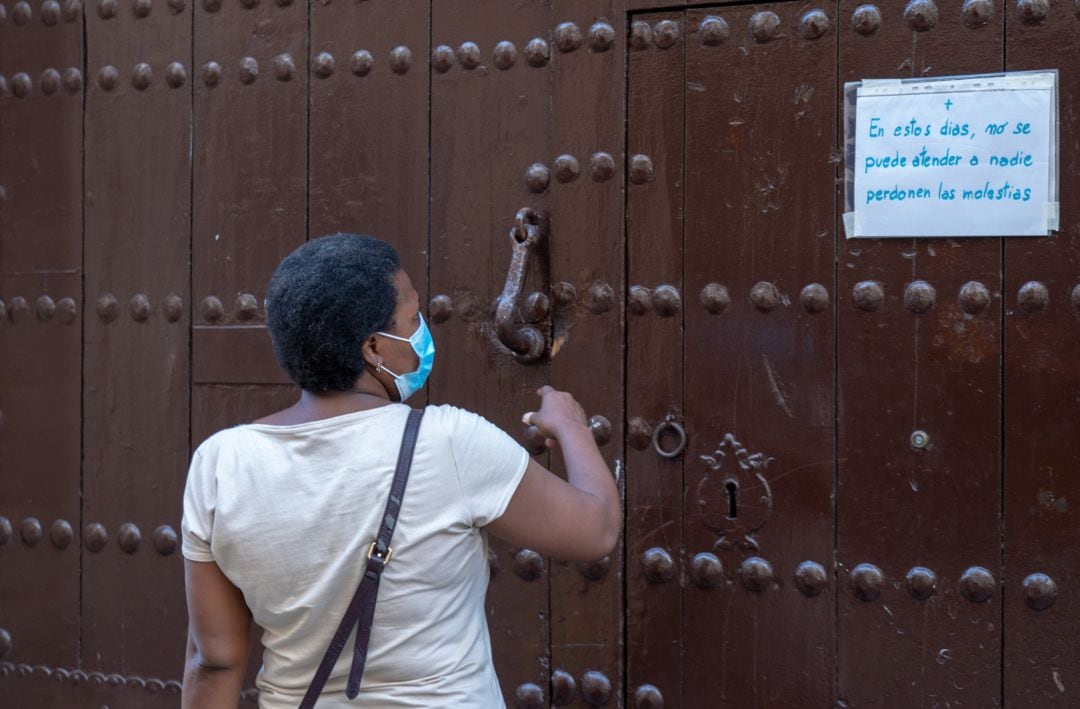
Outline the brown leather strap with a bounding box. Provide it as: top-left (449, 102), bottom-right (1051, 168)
top-left (299, 407), bottom-right (425, 709)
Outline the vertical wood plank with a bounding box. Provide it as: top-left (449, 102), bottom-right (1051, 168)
top-left (191, 1), bottom-right (308, 696)
top-left (625, 11), bottom-right (685, 709)
top-left (0, 0), bottom-right (82, 272)
top-left (1004, 1), bottom-right (1080, 703)
top-left (0, 2), bottom-right (83, 703)
top-left (309, 0), bottom-right (429, 296)
top-left (193, 0), bottom-right (307, 301)
top-left (190, 0), bottom-right (306, 696)
top-left (429, 3), bottom-right (552, 704)
top-left (191, 0), bottom-right (308, 420)
top-left (837, 0), bottom-right (1003, 704)
top-left (546, 3), bottom-right (626, 707)
top-left (191, 385), bottom-right (298, 450)
top-left (81, 0), bottom-right (192, 678)
top-left (682, 3), bottom-right (837, 705)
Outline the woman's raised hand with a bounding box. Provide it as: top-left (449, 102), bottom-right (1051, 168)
top-left (522, 386), bottom-right (589, 447)
top-left (494, 386), bottom-right (620, 561)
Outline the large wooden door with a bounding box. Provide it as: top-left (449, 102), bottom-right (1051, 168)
top-left (625, 2), bottom-right (1080, 707)
top-left (3, 1), bottom-right (1080, 707)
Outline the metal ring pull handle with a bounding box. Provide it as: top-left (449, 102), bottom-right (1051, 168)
top-left (495, 208), bottom-right (547, 363)
top-left (652, 415), bottom-right (687, 459)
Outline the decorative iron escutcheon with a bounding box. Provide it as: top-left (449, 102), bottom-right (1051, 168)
top-left (494, 207), bottom-right (547, 363)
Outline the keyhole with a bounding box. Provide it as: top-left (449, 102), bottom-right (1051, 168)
top-left (725, 480), bottom-right (738, 519)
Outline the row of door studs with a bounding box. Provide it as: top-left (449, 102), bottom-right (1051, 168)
top-left (0, 517), bottom-right (177, 555)
top-left (2, 280), bottom-right (1078, 329)
top-left (498, 547), bottom-right (1057, 611)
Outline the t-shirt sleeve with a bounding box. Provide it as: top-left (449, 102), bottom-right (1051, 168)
top-left (443, 406), bottom-right (531, 528)
top-left (181, 448), bottom-right (217, 562)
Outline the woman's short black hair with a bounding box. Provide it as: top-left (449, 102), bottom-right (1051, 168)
top-left (266, 233), bottom-right (400, 392)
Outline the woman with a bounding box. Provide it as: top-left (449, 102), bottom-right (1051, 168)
top-left (181, 234), bottom-right (620, 708)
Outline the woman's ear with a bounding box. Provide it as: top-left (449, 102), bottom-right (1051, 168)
top-left (361, 334), bottom-right (382, 368)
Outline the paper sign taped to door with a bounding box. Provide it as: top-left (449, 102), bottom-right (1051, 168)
top-left (845, 71), bottom-right (1058, 238)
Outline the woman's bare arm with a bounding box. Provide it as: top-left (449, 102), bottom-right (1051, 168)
top-left (182, 559), bottom-right (252, 709)
top-left (487, 387), bottom-right (621, 561)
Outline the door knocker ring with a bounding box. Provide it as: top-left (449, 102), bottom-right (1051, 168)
top-left (652, 415), bottom-right (687, 459)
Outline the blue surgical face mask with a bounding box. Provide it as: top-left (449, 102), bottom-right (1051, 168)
top-left (376, 313), bottom-right (435, 402)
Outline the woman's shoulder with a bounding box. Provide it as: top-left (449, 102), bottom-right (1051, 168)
top-left (421, 403), bottom-right (496, 433)
top-left (420, 405), bottom-right (523, 460)
top-left (190, 426), bottom-right (253, 465)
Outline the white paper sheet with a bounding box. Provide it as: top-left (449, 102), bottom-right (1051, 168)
top-left (851, 72), bottom-right (1056, 238)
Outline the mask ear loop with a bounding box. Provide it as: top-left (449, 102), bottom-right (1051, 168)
top-left (377, 331), bottom-right (412, 344)
top-left (373, 327), bottom-right (418, 381)
top-left (372, 358), bottom-right (401, 379)
top-left (365, 360), bottom-right (403, 402)
top-left (378, 314), bottom-right (425, 345)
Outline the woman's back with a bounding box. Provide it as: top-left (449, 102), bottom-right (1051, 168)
top-left (182, 403), bottom-right (528, 708)
top-left (180, 236), bottom-right (619, 708)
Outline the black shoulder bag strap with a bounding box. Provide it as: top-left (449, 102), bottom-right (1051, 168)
top-left (299, 407), bottom-right (425, 709)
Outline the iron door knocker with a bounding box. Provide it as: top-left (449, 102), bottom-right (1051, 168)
top-left (494, 207), bottom-right (547, 363)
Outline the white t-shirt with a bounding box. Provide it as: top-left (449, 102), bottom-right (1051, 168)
top-left (181, 403), bottom-right (530, 708)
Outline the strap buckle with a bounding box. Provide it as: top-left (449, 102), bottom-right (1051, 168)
top-left (366, 541), bottom-right (393, 565)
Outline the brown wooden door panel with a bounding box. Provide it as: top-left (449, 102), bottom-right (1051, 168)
top-left (0, 275), bottom-right (82, 690)
top-left (547, 4), bottom-right (626, 707)
top-left (1004, 2), bottom-right (1080, 704)
top-left (429, 3), bottom-right (553, 705)
top-left (189, 0), bottom-right (309, 439)
top-left (309, 0), bottom-right (430, 291)
top-left (683, 3), bottom-right (838, 706)
top-left (189, 1), bottom-right (309, 701)
top-left (837, 0), bottom-right (1004, 705)
top-left (0, 5), bottom-right (82, 274)
top-left (82, 0), bottom-right (192, 682)
top-left (626, 11), bottom-right (687, 708)
top-left (0, 0), bottom-right (84, 701)
top-left (192, 326), bottom-right (291, 385)
top-left (192, 0), bottom-right (308, 306)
